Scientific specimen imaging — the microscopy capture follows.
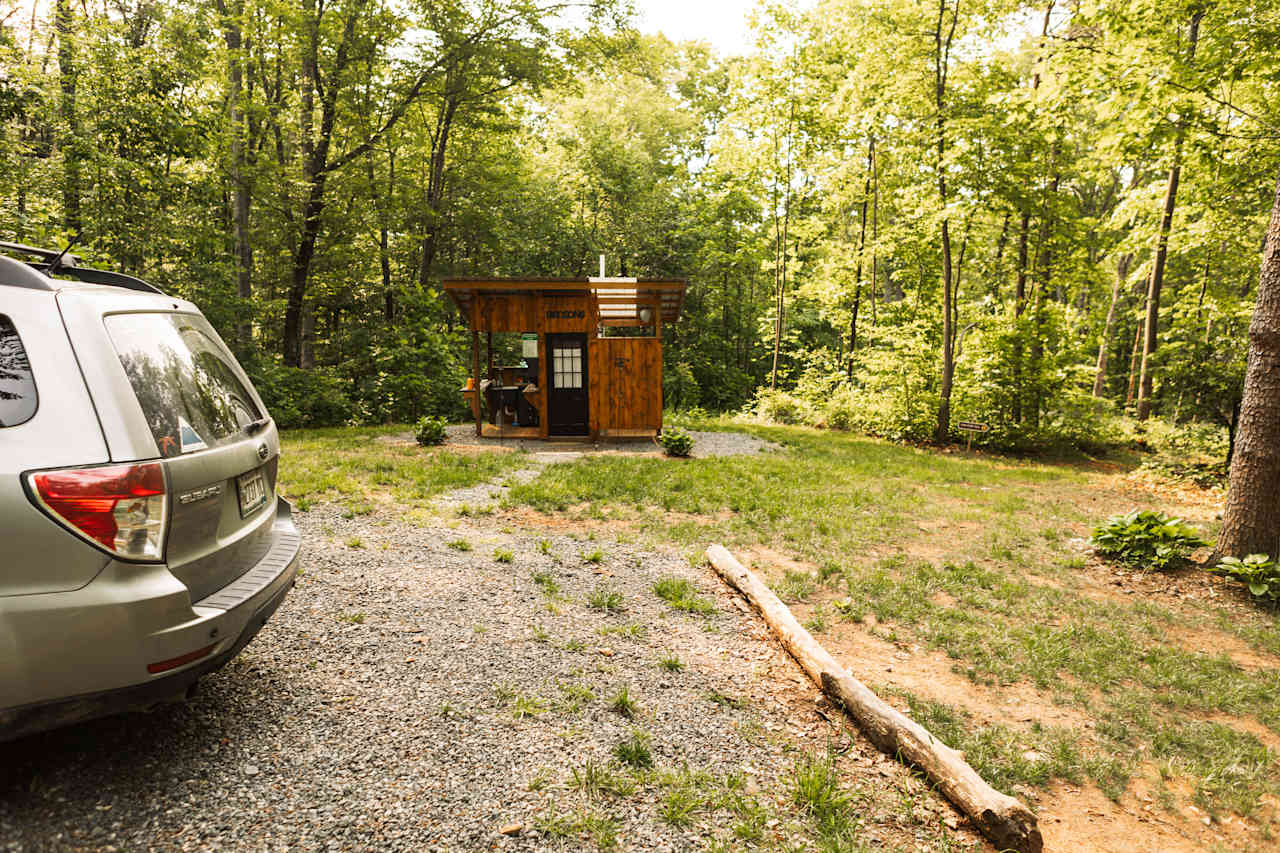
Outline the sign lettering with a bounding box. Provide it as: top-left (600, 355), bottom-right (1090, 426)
top-left (956, 421), bottom-right (989, 432)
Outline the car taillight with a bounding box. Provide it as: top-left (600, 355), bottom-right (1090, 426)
top-left (28, 462), bottom-right (167, 561)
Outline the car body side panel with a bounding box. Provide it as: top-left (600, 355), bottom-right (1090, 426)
top-left (0, 287), bottom-right (112, 596)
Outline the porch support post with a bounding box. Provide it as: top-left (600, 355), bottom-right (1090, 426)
top-left (471, 329), bottom-right (482, 437)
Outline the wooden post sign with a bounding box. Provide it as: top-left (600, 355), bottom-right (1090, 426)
top-left (956, 421), bottom-right (989, 450)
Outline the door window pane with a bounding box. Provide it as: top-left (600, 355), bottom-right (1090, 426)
top-left (553, 345), bottom-right (583, 389)
top-left (0, 314), bottom-right (37, 427)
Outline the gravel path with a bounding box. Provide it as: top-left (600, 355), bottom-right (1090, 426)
top-left (0, 503), bottom-right (973, 852)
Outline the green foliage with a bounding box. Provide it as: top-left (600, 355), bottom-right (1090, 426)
top-left (658, 426), bottom-right (694, 457)
top-left (1209, 554), bottom-right (1280, 603)
top-left (1091, 510), bottom-right (1208, 571)
top-left (611, 729), bottom-right (654, 769)
top-left (248, 361), bottom-right (355, 429)
top-left (414, 415), bottom-right (447, 446)
top-left (790, 753), bottom-right (855, 841)
top-left (652, 576), bottom-right (716, 614)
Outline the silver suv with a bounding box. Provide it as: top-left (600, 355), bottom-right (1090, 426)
top-left (0, 243), bottom-right (301, 741)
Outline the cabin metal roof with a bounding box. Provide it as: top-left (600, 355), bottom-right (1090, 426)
top-left (443, 278), bottom-right (687, 325)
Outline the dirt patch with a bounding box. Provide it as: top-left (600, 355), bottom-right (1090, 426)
top-left (1038, 780), bottom-right (1213, 853)
top-left (797, 609), bottom-right (1091, 734)
top-left (741, 546), bottom-right (820, 577)
top-left (1162, 623), bottom-right (1280, 674)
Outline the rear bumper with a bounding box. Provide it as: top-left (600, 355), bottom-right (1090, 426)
top-left (0, 499), bottom-right (301, 742)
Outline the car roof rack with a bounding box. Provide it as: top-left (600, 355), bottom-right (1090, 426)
top-left (0, 241), bottom-right (164, 295)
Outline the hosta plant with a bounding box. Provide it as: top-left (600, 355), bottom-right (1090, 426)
top-left (1209, 554), bottom-right (1280, 604)
top-left (1090, 510), bottom-right (1207, 571)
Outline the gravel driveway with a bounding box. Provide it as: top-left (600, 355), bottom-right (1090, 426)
top-left (1, 500), bottom-right (974, 852)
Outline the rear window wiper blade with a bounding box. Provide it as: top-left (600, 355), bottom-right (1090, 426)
top-left (243, 416), bottom-right (271, 435)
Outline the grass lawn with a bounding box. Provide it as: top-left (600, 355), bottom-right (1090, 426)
top-left (277, 425), bottom-right (525, 519)
top-left (280, 417), bottom-right (1280, 844)
top-left (501, 416), bottom-right (1280, 830)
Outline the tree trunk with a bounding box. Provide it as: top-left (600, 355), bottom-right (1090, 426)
top-left (417, 93), bottom-right (460, 287)
top-left (1126, 309), bottom-right (1144, 406)
top-left (1216, 169), bottom-right (1280, 560)
top-left (1094, 253), bottom-right (1132, 397)
top-left (1136, 9), bottom-right (1203, 420)
top-left (1012, 210), bottom-right (1030, 423)
top-left (55, 0), bottom-right (81, 236)
top-left (991, 211), bottom-right (1010, 305)
top-left (934, 0), bottom-right (958, 443)
top-left (848, 136), bottom-right (873, 379)
top-left (217, 0), bottom-right (253, 349)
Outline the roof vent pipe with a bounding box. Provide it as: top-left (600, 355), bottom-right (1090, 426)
top-left (599, 254), bottom-right (606, 278)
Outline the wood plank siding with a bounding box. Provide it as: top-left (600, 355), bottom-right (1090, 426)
top-left (444, 278), bottom-right (685, 440)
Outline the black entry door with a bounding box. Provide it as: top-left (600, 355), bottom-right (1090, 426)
top-left (547, 333), bottom-right (589, 435)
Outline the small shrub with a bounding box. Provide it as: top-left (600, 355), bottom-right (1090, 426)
top-left (1090, 510), bottom-right (1207, 571)
top-left (1209, 554), bottom-right (1280, 603)
top-left (415, 415), bottom-right (448, 446)
top-left (658, 426), bottom-right (694, 457)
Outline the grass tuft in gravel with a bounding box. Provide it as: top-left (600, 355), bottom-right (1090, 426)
top-left (652, 575), bottom-right (716, 614)
top-left (588, 585), bottom-right (625, 612)
top-left (583, 548), bottom-right (606, 564)
top-left (535, 807), bottom-right (620, 849)
top-left (446, 538), bottom-right (472, 551)
top-left (570, 758), bottom-right (636, 798)
top-left (659, 653), bottom-right (685, 672)
top-left (493, 547), bottom-right (514, 563)
top-left (792, 751), bottom-right (858, 842)
top-left (609, 685), bottom-right (640, 718)
top-left (659, 787), bottom-right (700, 827)
top-left (612, 729), bottom-right (654, 769)
top-left (532, 570), bottom-right (560, 595)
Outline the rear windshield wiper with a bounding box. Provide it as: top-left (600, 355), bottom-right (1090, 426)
top-left (243, 416), bottom-right (271, 435)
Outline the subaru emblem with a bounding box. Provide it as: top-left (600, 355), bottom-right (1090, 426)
top-left (257, 443), bottom-right (269, 461)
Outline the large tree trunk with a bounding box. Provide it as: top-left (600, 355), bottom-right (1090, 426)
top-left (1093, 253), bottom-right (1132, 396)
top-left (55, 0), bottom-right (81, 236)
top-left (1216, 169), bottom-right (1280, 560)
top-left (1136, 9), bottom-right (1203, 420)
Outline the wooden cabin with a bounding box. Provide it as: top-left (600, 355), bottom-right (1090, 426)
top-left (443, 277), bottom-right (687, 440)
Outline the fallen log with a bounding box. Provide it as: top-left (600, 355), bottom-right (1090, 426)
top-left (706, 544), bottom-right (1042, 853)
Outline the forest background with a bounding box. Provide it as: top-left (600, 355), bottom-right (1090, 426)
top-left (2, 0), bottom-right (1277, 456)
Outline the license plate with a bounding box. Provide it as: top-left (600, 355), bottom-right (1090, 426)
top-left (236, 469), bottom-right (268, 517)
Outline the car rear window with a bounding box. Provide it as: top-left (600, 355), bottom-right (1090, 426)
top-left (0, 314), bottom-right (37, 427)
top-left (105, 312), bottom-right (262, 457)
